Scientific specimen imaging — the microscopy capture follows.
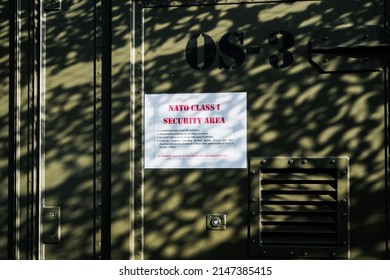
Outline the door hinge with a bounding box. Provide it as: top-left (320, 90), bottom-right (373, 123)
top-left (44, 0), bottom-right (62, 12)
top-left (42, 206), bottom-right (61, 243)
top-left (310, 26), bottom-right (390, 72)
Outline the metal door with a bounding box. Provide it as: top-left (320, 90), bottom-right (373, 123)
top-left (131, 0), bottom-right (390, 259)
top-left (40, 0), bottom-right (111, 259)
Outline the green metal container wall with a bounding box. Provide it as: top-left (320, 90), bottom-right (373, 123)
top-left (1, 0), bottom-right (389, 260)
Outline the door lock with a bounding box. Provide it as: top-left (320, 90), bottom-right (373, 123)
top-left (206, 214), bottom-right (226, 231)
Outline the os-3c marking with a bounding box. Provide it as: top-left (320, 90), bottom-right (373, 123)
top-left (185, 31), bottom-right (295, 70)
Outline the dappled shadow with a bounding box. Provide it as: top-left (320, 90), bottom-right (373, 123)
top-left (1, 0), bottom-right (388, 259)
top-left (137, 0), bottom-right (387, 259)
top-left (0, 0), bottom-right (10, 260)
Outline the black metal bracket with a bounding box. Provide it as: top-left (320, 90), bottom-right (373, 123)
top-left (42, 207), bottom-right (61, 243)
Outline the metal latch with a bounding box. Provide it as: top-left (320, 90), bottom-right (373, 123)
top-left (42, 206), bottom-right (61, 243)
top-left (310, 26), bottom-right (390, 72)
top-left (206, 214), bottom-right (226, 230)
top-left (44, 0), bottom-right (62, 12)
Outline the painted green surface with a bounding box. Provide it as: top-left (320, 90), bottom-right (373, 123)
top-left (0, 0), bottom-right (9, 260)
top-left (138, 0), bottom-right (387, 259)
top-left (3, 0), bottom-right (388, 260)
top-left (42, 0), bottom-right (96, 259)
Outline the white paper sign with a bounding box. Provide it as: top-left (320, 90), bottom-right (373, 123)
top-left (144, 92), bottom-right (247, 169)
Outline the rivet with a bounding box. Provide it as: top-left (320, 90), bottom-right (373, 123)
top-left (341, 199), bottom-right (347, 204)
top-left (250, 170), bottom-right (256, 175)
top-left (137, 211), bottom-right (141, 216)
top-left (302, 159), bottom-right (307, 164)
top-left (137, 251), bottom-right (142, 256)
top-left (138, 237), bottom-right (142, 242)
top-left (261, 160), bottom-right (267, 164)
top-left (302, 252), bottom-right (308, 257)
top-left (251, 211), bottom-right (256, 216)
top-left (322, 35), bottom-right (328, 41)
top-left (342, 241), bottom-right (347, 246)
top-left (289, 251), bottom-right (294, 256)
top-left (96, 228), bottom-right (101, 233)
top-left (97, 176), bottom-right (101, 181)
top-left (50, 211), bottom-right (57, 218)
top-left (262, 251), bottom-right (267, 255)
top-left (97, 242), bottom-right (101, 247)
top-left (50, 232), bottom-right (57, 238)
top-left (322, 57), bottom-right (329, 63)
top-left (330, 159), bottom-right (336, 164)
top-left (207, 215), bottom-right (212, 219)
top-left (331, 252), bottom-right (336, 257)
top-left (288, 159), bottom-right (294, 164)
top-left (363, 34), bottom-right (369, 40)
top-left (251, 239), bottom-right (256, 244)
top-left (343, 170), bottom-right (348, 175)
top-left (342, 212), bottom-right (347, 217)
top-left (97, 96), bottom-right (102, 101)
top-left (251, 198), bottom-right (256, 203)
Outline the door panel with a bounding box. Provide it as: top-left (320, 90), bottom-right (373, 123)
top-left (42, 0), bottom-right (96, 259)
top-left (135, 0), bottom-right (388, 259)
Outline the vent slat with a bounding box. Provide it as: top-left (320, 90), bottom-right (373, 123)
top-left (261, 210), bottom-right (336, 215)
top-left (261, 230), bottom-right (336, 235)
top-left (262, 179), bottom-right (336, 185)
top-left (261, 200), bottom-right (336, 205)
top-left (260, 241), bottom-right (337, 246)
top-left (261, 221), bottom-right (336, 225)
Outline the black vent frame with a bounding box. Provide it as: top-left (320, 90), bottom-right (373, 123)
top-left (249, 157), bottom-right (349, 259)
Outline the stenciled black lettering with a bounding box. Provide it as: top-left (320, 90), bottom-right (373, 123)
top-left (185, 33), bottom-right (216, 71)
top-left (268, 30), bottom-right (294, 68)
top-left (219, 32), bottom-right (245, 70)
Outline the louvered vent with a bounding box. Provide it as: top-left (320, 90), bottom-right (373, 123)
top-left (249, 157), bottom-right (349, 259)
